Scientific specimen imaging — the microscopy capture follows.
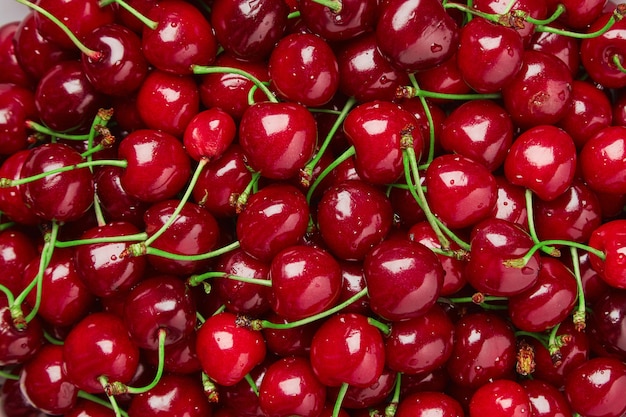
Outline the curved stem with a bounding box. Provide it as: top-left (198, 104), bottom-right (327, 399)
top-left (524, 189), bottom-right (558, 256)
top-left (504, 239), bottom-right (605, 268)
top-left (25, 120), bottom-right (91, 141)
top-left (367, 317), bottom-right (390, 336)
top-left (612, 54), bottom-right (626, 74)
top-left (0, 283), bottom-right (15, 307)
top-left (98, 0), bottom-right (158, 29)
top-left (244, 373), bottom-right (259, 396)
top-left (234, 171), bottom-right (261, 213)
top-left (192, 65), bottom-right (278, 103)
top-left (99, 376), bottom-right (123, 417)
top-left (306, 146), bottom-right (356, 204)
top-left (188, 272), bottom-right (272, 288)
top-left (522, 3), bottom-right (565, 25)
top-left (125, 329), bottom-right (166, 394)
top-left (333, 383), bottom-right (349, 417)
top-left (143, 240), bottom-right (241, 261)
top-left (535, 13), bottom-right (618, 38)
top-left (77, 391), bottom-right (129, 417)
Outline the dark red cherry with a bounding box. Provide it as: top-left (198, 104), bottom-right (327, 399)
top-left (439, 99), bottom-right (513, 172)
top-left (135, 70), bottom-right (200, 138)
top-left (446, 311), bottom-right (517, 388)
top-left (269, 244), bottom-right (342, 320)
top-left (508, 257), bottom-right (578, 332)
top-left (299, 0), bottom-right (377, 41)
top-left (269, 32), bottom-right (339, 107)
top-left (0, 303), bottom-right (44, 366)
top-left (504, 125), bottom-right (577, 201)
top-left (469, 379), bottom-right (531, 417)
top-left (0, 22), bottom-right (34, 88)
top-left (20, 143), bottom-right (94, 222)
top-left (328, 367), bottom-right (396, 410)
top-left (580, 12), bottom-right (626, 89)
top-left (82, 23), bottom-right (148, 96)
top-left (587, 219), bottom-right (626, 289)
top-left (259, 356), bottom-right (327, 417)
top-left (395, 391), bottom-right (464, 417)
top-left (195, 311), bottom-right (266, 386)
top-left (63, 312), bottom-right (140, 393)
top-left (589, 289), bottom-right (626, 357)
top-left (236, 183), bottom-right (310, 262)
top-left (210, 0), bottom-right (289, 61)
top-left (93, 166), bottom-right (150, 228)
top-left (142, 332), bottom-right (201, 375)
top-left (564, 357), bottom-right (626, 417)
top-left (546, 0), bottom-right (606, 28)
top-left (528, 24), bottom-right (581, 77)
top-left (143, 200), bottom-right (220, 275)
top-left (34, 61), bottom-right (106, 133)
top-left (411, 53), bottom-right (471, 105)
top-left (1, 375), bottom-right (49, 417)
top-left (376, 0), bottom-right (459, 72)
top-left (520, 379), bottom-right (572, 417)
top-left (465, 218), bottom-right (541, 296)
top-left (218, 360), bottom-right (269, 417)
top-left (0, 151), bottom-right (40, 225)
top-left (0, 229), bottom-right (37, 296)
top-left (364, 238), bottom-right (444, 321)
top-left (18, 344), bottom-right (78, 415)
top-left (117, 129), bottom-right (191, 203)
top-left (0, 83), bottom-right (37, 156)
top-left (142, 0), bottom-right (217, 74)
top-left (183, 108), bottom-right (237, 162)
top-left (456, 17), bottom-right (524, 93)
top-left (127, 374), bottom-right (212, 417)
top-left (316, 180), bottom-right (393, 261)
top-left (124, 275), bottom-right (197, 350)
top-left (580, 126), bottom-right (626, 195)
top-left (34, 0), bottom-right (115, 50)
top-left (63, 399), bottom-right (117, 417)
top-left (501, 50), bottom-right (573, 129)
top-left (425, 153), bottom-right (497, 229)
top-left (310, 313), bottom-right (385, 388)
top-left (239, 101), bottom-right (317, 180)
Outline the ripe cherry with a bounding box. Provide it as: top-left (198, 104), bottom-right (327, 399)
top-left (469, 379), bottom-right (531, 417)
top-left (395, 391), bottom-right (464, 417)
top-left (580, 11), bottom-right (626, 89)
top-left (93, 166), bottom-right (150, 228)
top-left (0, 22), bottom-right (35, 88)
top-left (587, 219), bottom-right (626, 289)
top-left (0, 303), bottom-right (44, 366)
top-left (183, 108), bottom-right (237, 162)
top-left (0, 229), bottom-right (37, 296)
top-left (520, 379), bottom-right (572, 417)
top-left (0, 150), bottom-right (40, 225)
top-left (0, 83), bottom-right (37, 156)
top-left (580, 125), bottom-right (626, 195)
top-left (298, 0), bottom-right (377, 42)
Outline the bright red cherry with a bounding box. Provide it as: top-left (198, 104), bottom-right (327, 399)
top-left (580, 12), bottom-right (626, 89)
top-left (0, 150), bottom-right (40, 225)
top-left (299, 0), bottom-right (377, 42)
top-left (469, 379), bottom-right (531, 417)
top-left (0, 303), bottom-right (44, 366)
top-left (580, 125), bottom-right (626, 195)
top-left (395, 391), bottom-right (464, 417)
top-left (93, 166), bottom-right (150, 228)
top-left (0, 229), bottom-right (37, 296)
top-left (0, 83), bottom-right (37, 156)
top-left (520, 379), bottom-right (573, 417)
top-left (183, 108), bottom-right (237, 162)
top-left (588, 219), bottom-right (626, 289)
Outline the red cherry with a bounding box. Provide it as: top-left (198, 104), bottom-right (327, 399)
top-left (262, 312), bottom-right (318, 357)
top-left (63, 399), bottom-right (117, 417)
top-left (546, 0), bottom-right (606, 28)
top-left (0, 304), bottom-right (44, 366)
top-left (0, 150), bottom-right (40, 225)
top-left (93, 166), bottom-right (150, 228)
top-left (588, 219), bottom-right (626, 289)
top-left (299, 0), bottom-right (377, 42)
top-left (589, 289), bottom-right (626, 358)
top-left (412, 54), bottom-right (472, 104)
top-left (472, 0), bottom-right (547, 44)
top-left (0, 83), bottom-right (37, 156)
top-left (581, 12), bottom-right (626, 89)
top-left (183, 108), bottom-right (237, 162)
top-left (395, 391), bottom-right (464, 417)
top-left (520, 379), bottom-right (572, 417)
top-left (491, 176), bottom-right (529, 229)
top-left (469, 379), bottom-right (531, 417)
top-left (528, 24), bottom-right (581, 77)
top-left (580, 125), bottom-right (626, 194)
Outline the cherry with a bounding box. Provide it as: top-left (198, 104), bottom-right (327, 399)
top-left (18, 344), bottom-right (78, 415)
top-left (316, 180), bottom-right (393, 261)
top-left (472, 0), bottom-right (548, 44)
top-left (63, 399), bottom-right (117, 417)
top-left (93, 166), bottom-right (150, 228)
top-left (262, 312), bottom-right (318, 357)
top-left (546, 0), bottom-right (606, 29)
top-left (299, 0), bottom-right (377, 41)
top-left (1, 376), bottom-right (47, 417)
top-left (335, 33), bottom-right (410, 103)
top-left (143, 332), bottom-right (201, 376)
top-left (412, 54), bottom-right (472, 103)
top-left (62, 311), bottom-right (140, 393)
top-left (446, 311), bottom-right (517, 388)
top-left (528, 24), bottom-right (581, 77)
top-left (364, 237), bottom-right (444, 321)
top-left (580, 11), bottom-right (626, 89)
top-left (504, 125), bottom-right (577, 201)
top-left (587, 219), bottom-right (626, 289)
top-left (259, 356), bottom-right (327, 417)
top-left (395, 391), bottom-right (464, 417)
top-left (0, 22), bottom-right (34, 89)
top-left (588, 289), bottom-right (626, 358)
top-left (439, 99), bottom-right (513, 172)
top-left (117, 129), bottom-right (191, 203)
top-left (580, 125), bottom-right (626, 195)
top-left (19, 142), bottom-right (94, 222)
top-left (127, 374), bottom-right (213, 417)
top-left (217, 360), bottom-right (268, 417)
top-left (520, 379), bottom-right (572, 417)
top-left (501, 50), bottom-right (573, 129)
top-left (468, 379), bottom-right (531, 417)
top-left (564, 357), bottom-right (626, 417)
top-left (183, 108), bottom-right (237, 162)
top-left (34, 60), bottom-right (106, 133)
top-left (491, 176), bottom-right (529, 229)
top-left (210, 0), bottom-right (289, 62)
top-left (195, 311), bottom-right (266, 386)
top-left (0, 303), bottom-right (44, 366)
top-left (0, 151), bottom-right (40, 225)
top-left (375, 0), bottom-right (459, 72)
top-left (141, 0), bottom-right (217, 75)
top-left (310, 313), bottom-right (385, 388)
top-left (456, 17), bottom-right (524, 93)
top-left (0, 83), bottom-right (37, 156)
top-left (239, 101), bottom-right (317, 180)
top-left (0, 229), bottom-right (37, 296)
top-left (135, 70), bottom-right (200, 138)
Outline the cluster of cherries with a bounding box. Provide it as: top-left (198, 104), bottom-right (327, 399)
top-left (1, 0), bottom-right (626, 415)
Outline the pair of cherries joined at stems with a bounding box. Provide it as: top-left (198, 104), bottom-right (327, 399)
top-left (3, 0), bottom-right (626, 416)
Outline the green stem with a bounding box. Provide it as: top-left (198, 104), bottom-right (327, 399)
top-left (142, 240), bottom-right (241, 261)
top-left (0, 222), bottom-right (15, 232)
top-left (535, 13), bottom-right (619, 38)
top-left (521, 3), bottom-right (565, 25)
top-left (515, 330), bottom-right (549, 349)
top-left (77, 391), bottom-right (129, 417)
top-left (25, 120), bottom-right (91, 140)
top-left (524, 189), bottom-right (558, 256)
top-left (43, 330), bottom-right (64, 345)
top-left (234, 171), bottom-right (262, 213)
top-left (125, 329), bottom-right (166, 394)
top-left (368, 317), bottom-right (390, 336)
top-left (244, 373), bottom-right (259, 396)
top-left (384, 373), bottom-right (402, 417)
top-left (287, 10), bottom-right (301, 19)
top-left (333, 383), bottom-right (349, 417)
top-left (407, 74), bottom-right (436, 165)
top-left (98, 0), bottom-right (158, 29)
top-left (0, 283), bottom-right (15, 306)
top-left (397, 84), bottom-right (501, 101)
top-left (99, 376), bottom-right (123, 417)
top-left (54, 233), bottom-right (148, 248)
top-left (504, 239), bottom-right (605, 268)
top-left (192, 65), bottom-right (278, 103)
top-left (569, 247), bottom-right (587, 331)
top-left (306, 146), bottom-right (356, 204)
top-left (188, 272), bottom-right (272, 288)
top-left (443, 2), bottom-right (502, 23)
top-left (612, 54), bottom-right (626, 74)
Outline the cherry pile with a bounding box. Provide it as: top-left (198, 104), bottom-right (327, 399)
top-left (1, 0), bottom-right (626, 416)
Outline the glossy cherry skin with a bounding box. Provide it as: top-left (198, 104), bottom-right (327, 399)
top-left (239, 101), bottom-right (317, 180)
top-left (466, 218), bottom-right (541, 296)
top-left (0, 150), bottom-right (40, 225)
top-left (269, 33), bottom-right (339, 107)
top-left (310, 313), bottom-right (385, 388)
top-left (82, 23), bottom-right (148, 96)
top-left (117, 129), bottom-right (191, 203)
top-left (564, 357), bottom-right (626, 417)
top-left (62, 312), bottom-right (140, 393)
top-left (218, 360), bottom-right (269, 417)
top-left (439, 99), bottom-right (513, 172)
top-left (18, 344), bottom-right (78, 415)
top-left (0, 229), bottom-right (37, 296)
top-left (262, 312), bottom-right (318, 357)
top-left (316, 180), bottom-right (393, 261)
top-left (0, 304), bottom-right (44, 366)
top-left (63, 399), bottom-right (117, 417)
top-left (581, 12), bottom-right (626, 89)
top-left (491, 176), bottom-right (529, 229)
top-left (364, 238), bottom-right (444, 321)
top-left (580, 126), bottom-right (626, 194)
top-left (445, 311), bottom-right (517, 388)
top-left (469, 379), bottom-right (531, 417)
top-left (34, 61), bottom-right (106, 133)
top-left (0, 22), bottom-right (34, 89)
top-left (237, 184), bottom-right (310, 262)
top-left (142, 0), bottom-right (217, 74)
top-left (589, 289), bottom-right (626, 357)
top-left (1, 376), bottom-right (49, 417)
top-left (395, 391), bottom-right (464, 417)
top-left (547, 0), bottom-right (606, 28)
top-left (123, 275), bottom-right (196, 350)
top-left (520, 379), bottom-right (572, 417)
top-left (412, 54), bottom-right (471, 105)
top-left (127, 374), bottom-right (212, 417)
top-left (501, 50), bottom-right (573, 129)
top-left (259, 356), bottom-right (327, 417)
top-left (20, 143), bottom-right (94, 222)
top-left (183, 108), bottom-right (237, 162)
top-left (472, 0), bottom-right (547, 44)
top-left (343, 100), bottom-right (422, 185)
top-left (528, 25), bottom-right (581, 77)
top-left (588, 219), bottom-right (626, 289)
top-left (504, 125), bottom-right (577, 201)
top-left (299, 0), bottom-right (377, 41)
top-left (136, 70), bottom-right (200, 138)
top-left (508, 257), bottom-right (578, 332)
top-left (93, 166), bottom-right (150, 228)
top-left (144, 200), bottom-right (220, 275)
top-left (376, 0), bottom-right (459, 72)
top-left (210, 0), bottom-right (289, 61)
top-left (73, 221), bottom-right (147, 298)
top-left (456, 17), bottom-right (524, 93)
top-left (0, 83), bottom-right (37, 156)
top-left (195, 311), bottom-right (266, 386)
top-left (142, 331), bottom-right (202, 375)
